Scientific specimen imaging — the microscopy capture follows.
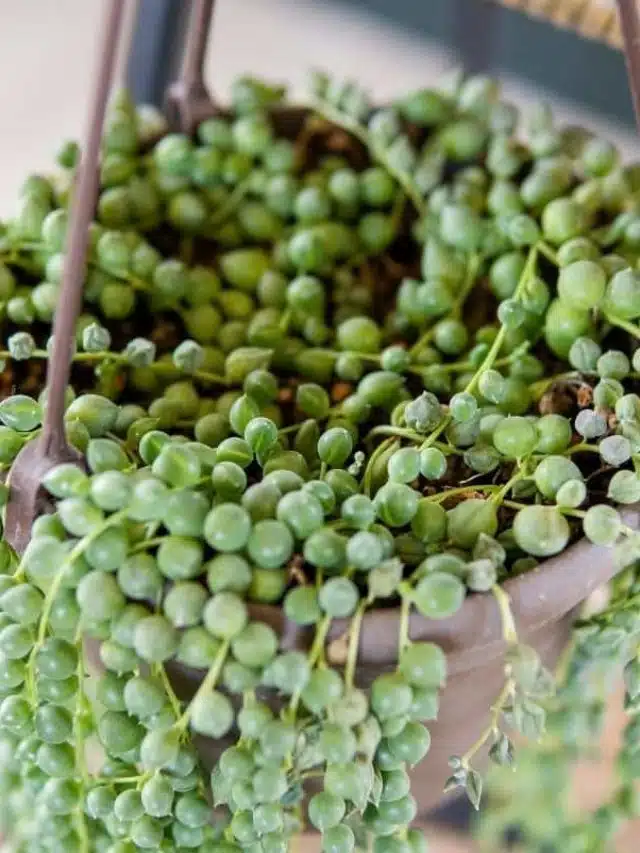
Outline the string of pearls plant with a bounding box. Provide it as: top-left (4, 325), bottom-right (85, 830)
top-left (0, 71), bottom-right (638, 853)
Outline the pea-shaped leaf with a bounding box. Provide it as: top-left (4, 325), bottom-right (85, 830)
top-left (0, 395), bottom-right (41, 432)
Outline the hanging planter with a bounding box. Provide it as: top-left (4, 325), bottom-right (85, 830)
top-left (2, 2), bottom-right (640, 852)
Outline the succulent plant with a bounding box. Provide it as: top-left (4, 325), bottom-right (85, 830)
top-left (0, 72), bottom-right (638, 853)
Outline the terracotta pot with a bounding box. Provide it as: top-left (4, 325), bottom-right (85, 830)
top-left (166, 505), bottom-right (639, 817)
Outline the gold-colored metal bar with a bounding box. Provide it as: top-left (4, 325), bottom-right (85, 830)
top-left (494, 0), bottom-right (621, 48)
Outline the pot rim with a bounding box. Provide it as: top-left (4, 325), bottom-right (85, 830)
top-left (243, 505), bottom-right (640, 677)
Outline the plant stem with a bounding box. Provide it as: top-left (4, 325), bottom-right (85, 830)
top-left (0, 348), bottom-right (230, 387)
top-left (490, 465), bottom-right (528, 506)
top-left (130, 536), bottom-right (167, 553)
top-left (422, 484), bottom-right (501, 504)
top-left (278, 309), bottom-right (292, 333)
top-left (72, 652), bottom-right (89, 787)
top-left (73, 806), bottom-right (90, 853)
top-left (452, 254), bottom-right (482, 318)
top-left (567, 441), bottom-right (600, 456)
top-left (363, 427), bottom-right (462, 456)
top-left (492, 584), bottom-right (518, 646)
top-left (106, 775), bottom-right (147, 785)
top-left (461, 679), bottom-right (513, 768)
top-left (175, 639), bottom-right (230, 732)
top-left (365, 425), bottom-right (425, 443)
top-left (461, 585), bottom-right (518, 767)
top-left (279, 413), bottom-right (335, 437)
top-left (604, 313), bottom-right (640, 340)
top-left (35, 513), bottom-right (126, 648)
top-left (422, 349), bottom-right (527, 377)
top-left (70, 655), bottom-right (91, 851)
top-left (398, 592), bottom-right (411, 653)
top-left (419, 245), bottom-right (539, 453)
top-left (311, 99), bottom-right (426, 217)
top-left (70, 629), bottom-right (91, 852)
top-left (464, 246), bottom-right (538, 398)
top-left (537, 241), bottom-right (558, 265)
top-left (308, 614), bottom-right (332, 667)
top-left (289, 613), bottom-right (332, 718)
top-left (345, 600), bottom-right (367, 689)
top-left (410, 254), bottom-right (481, 358)
top-left (362, 436), bottom-right (396, 496)
top-left (25, 509), bottom-right (128, 704)
top-left (503, 500), bottom-right (593, 528)
top-left (208, 177), bottom-right (252, 227)
top-left (157, 664), bottom-right (184, 721)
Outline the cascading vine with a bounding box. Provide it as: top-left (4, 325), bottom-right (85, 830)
top-left (0, 71), bottom-right (638, 853)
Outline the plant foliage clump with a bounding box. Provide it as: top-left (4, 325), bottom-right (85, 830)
top-left (0, 73), bottom-right (637, 852)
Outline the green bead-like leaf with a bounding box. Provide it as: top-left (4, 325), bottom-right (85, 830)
top-left (0, 395), bottom-right (42, 432)
top-left (42, 463), bottom-right (89, 498)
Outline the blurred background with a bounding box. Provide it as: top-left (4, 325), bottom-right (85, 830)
top-left (0, 0), bottom-right (638, 850)
top-left (0, 0), bottom-right (638, 211)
